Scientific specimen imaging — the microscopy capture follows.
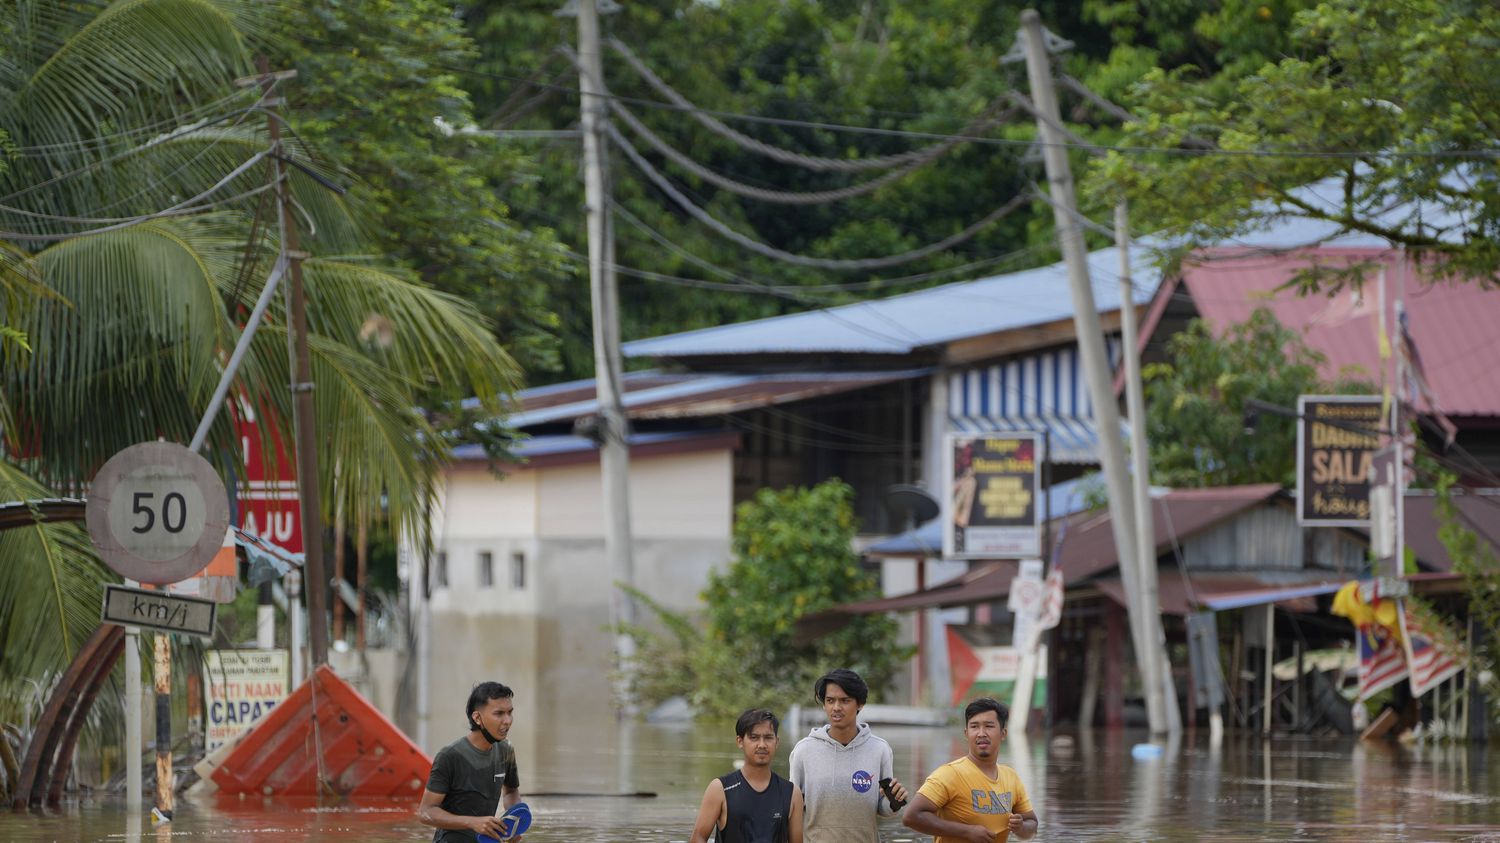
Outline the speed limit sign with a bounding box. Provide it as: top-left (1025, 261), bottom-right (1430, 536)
top-left (85, 442), bottom-right (230, 585)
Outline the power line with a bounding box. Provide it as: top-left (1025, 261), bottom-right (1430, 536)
top-left (0, 103), bottom-right (263, 206)
top-left (607, 36), bottom-right (1020, 173)
top-left (430, 42), bottom-right (1500, 162)
top-left (0, 150), bottom-right (277, 242)
top-left (607, 201), bottom-right (924, 349)
top-left (608, 92), bottom-right (1011, 205)
top-left (610, 122), bottom-right (1031, 271)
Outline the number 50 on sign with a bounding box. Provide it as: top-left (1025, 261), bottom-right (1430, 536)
top-left (86, 442), bottom-right (230, 585)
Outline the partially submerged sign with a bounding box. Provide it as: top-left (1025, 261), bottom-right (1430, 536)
top-left (204, 649), bottom-right (289, 752)
top-left (85, 441), bottom-right (231, 584)
top-left (101, 583), bottom-right (216, 637)
top-left (1296, 395), bottom-right (1383, 526)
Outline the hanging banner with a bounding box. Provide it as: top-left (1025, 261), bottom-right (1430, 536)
top-left (943, 432), bottom-right (1042, 559)
top-left (234, 399), bottom-right (302, 553)
top-left (204, 649), bottom-right (290, 752)
top-left (1297, 395), bottom-right (1382, 526)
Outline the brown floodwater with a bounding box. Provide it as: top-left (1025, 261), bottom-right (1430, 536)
top-left (4, 722), bottom-right (1500, 842)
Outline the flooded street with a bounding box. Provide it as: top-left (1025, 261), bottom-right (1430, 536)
top-left (5, 723), bottom-right (1500, 842)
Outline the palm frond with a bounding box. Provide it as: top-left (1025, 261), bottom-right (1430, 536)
top-left (0, 460), bottom-right (114, 726)
top-left (7, 215), bottom-right (245, 486)
top-left (7, 0), bottom-right (253, 154)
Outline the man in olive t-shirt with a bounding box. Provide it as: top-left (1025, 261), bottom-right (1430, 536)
top-left (417, 681), bottom-right (523, 842)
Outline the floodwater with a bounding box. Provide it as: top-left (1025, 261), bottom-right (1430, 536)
top-left (5, 722), bottom-right (1500, 842)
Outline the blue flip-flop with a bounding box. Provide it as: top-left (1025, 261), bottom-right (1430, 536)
top-left (477, 802), bottom-right (532, 843)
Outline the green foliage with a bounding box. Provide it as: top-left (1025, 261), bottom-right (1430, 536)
top-left (0, 0), bottom-right (521, 748)
top-left (1088, 0), bottom-right (1500, 288)
top-left (1430, 470), bottom-right (1500, 713)
top-left (1144, 307), bottom-right (1372, 487)
top-left (619, 480), bottom-right (911, 719)
top-left (260, 0), bottom-right (569, 376)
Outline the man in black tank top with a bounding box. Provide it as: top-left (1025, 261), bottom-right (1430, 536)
top-left (690, 709), bottom-right (804, 843)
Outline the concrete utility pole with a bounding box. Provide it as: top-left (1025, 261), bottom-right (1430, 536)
top-left (1116, 202), bottom-right (1182, 735)
top-left (1017, 10), bottom-right (1170, 734)
top-left (572, 0), bottom-right (638, 680)
top-left (259, 58), bottom-right (329, 668)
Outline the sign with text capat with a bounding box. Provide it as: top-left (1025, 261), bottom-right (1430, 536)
top-left (204, 649), bottom-right (289, 752)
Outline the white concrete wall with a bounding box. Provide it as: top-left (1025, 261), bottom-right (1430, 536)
top-left (404, 445), bottom-right (734, 754)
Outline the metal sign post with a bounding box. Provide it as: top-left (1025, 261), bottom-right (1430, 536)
top-left (86, 441), bottom-right (229, 820)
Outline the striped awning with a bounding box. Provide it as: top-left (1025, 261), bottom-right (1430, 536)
top-left (948, 414), bottom-right (1106, 464)
top-left (947, 341), bottom-right (1122, 464)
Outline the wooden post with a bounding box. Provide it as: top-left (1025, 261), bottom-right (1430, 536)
top-left (1262, 603), bottom-right (1275, 735)
top-left (1104, 602), bottom-right (1125, 730)
top-left (152, 634), bottom-right (172, 820)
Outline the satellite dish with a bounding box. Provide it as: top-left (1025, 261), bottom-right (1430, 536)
top-left (884, 484), bottom-right (940, 528)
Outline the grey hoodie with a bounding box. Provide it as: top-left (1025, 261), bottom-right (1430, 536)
top-left (788, 722), bottom-right (897, 843)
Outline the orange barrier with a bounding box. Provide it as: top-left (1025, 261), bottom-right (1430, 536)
top-left (209, 664), bottom-right (430, 797)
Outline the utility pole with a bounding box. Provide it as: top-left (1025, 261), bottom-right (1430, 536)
top-left (1016, 10), bottom-right (1169, 734)
top-left (258, 57), bottom-right (329, 668)
top-left (1115, 201), bottom-right (1182, 735)
top-left (570, 0), bottom-right (638, 682)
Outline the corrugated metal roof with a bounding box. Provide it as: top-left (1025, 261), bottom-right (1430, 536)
top-left (624, 172), bottom-right (1473, 363)
top-left (499, 368), bottom-right (925, 429)
top-left (622, 244), bottom-right (1163, 359)
top-left (1171, 248), bottom-right (1500, 416)
top-left (1093, 572), bottom-right (1345, 615)
top-left (451, 429), bottom-right (739, 466)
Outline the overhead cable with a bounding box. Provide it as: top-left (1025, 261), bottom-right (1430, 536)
top-left (0, 104), bottom-right (262, 205)
top-left (609, 123), bottom-right (1031, 271)
top-left (609, 95), bottom-right (1010, 205)
top-left (607, 201), bottom-right (925, 348)
top-left (0, 150), bottom-right (275, 242)
top-left (607, 36), bottom-right (1015, 173)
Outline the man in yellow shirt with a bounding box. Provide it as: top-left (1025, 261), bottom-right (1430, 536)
top-left (903, 697), bottom-right (1037, 842)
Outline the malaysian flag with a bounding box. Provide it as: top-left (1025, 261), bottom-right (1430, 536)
top-left (1357, 618), bottom-right (1407, 701)
top-left (1399, 604), bottom-right (1464, 698)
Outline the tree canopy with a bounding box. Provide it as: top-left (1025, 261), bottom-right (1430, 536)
top-left (1088, 0), bottom-right (1500, 287)
top-left (1144, 307), bottom-right (1372, 488)
top-left (0, 0), bottom-right (520, 731)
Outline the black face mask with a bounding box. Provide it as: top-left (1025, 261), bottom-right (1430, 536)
top-left (473, 715), bottom-right (503, 746)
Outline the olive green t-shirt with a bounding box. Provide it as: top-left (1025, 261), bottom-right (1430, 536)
top-left (427, 735), bottom-right (520, 843)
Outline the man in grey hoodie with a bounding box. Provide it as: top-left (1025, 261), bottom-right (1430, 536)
top-left (789, 669), bottom-right (908, 843)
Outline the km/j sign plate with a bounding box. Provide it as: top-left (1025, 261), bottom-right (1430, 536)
top-left (101, 583), bottom-right (216, 638)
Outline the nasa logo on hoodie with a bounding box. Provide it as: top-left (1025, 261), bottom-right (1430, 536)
top-left (851, 770), bottom-right (874, 793)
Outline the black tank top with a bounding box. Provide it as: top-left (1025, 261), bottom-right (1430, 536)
top-left (714, 769), bottom-right (792, 843)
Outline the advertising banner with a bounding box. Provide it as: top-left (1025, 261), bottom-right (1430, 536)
top-left (204, 649), bottom-right (289, 752)
top-left (944, 432), bottom-right (1042, 559)
top-left (1296, 395), bottom-right (1383, 526)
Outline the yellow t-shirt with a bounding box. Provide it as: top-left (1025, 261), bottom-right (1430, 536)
top-left (916, 756), bottom-right (1033, 843)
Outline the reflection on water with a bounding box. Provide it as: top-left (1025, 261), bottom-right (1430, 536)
top-left (5, 723), bottom-right (1500, 842)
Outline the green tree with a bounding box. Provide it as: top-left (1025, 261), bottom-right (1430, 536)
top-left (260, 0), bottom-right (568, 375)
top-left (0, 0), bottom-right (515, 739)
top-left (621, 479), bottom-right (909, 719)
top-left (1089, 0), bottom-right (1500, 287)
top-left (1144, 307), bottom-right (1371, 487)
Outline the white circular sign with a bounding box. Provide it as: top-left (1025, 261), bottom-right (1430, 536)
top-left (85, 442), bottom-right (230, 585)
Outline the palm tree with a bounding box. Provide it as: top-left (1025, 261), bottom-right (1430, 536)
top-left (0, 0), bottom-right (518, 739)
